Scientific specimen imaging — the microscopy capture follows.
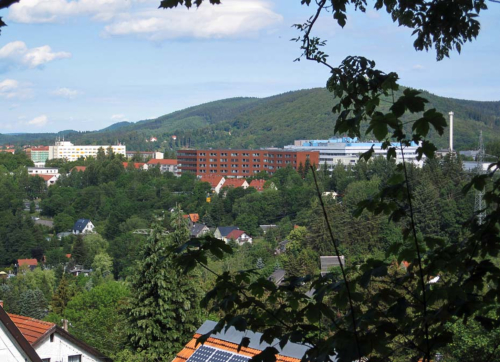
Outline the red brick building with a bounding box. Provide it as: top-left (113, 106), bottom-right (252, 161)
top-left (177, 149), bottom-right (319, 177)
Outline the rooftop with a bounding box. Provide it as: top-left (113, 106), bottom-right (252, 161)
top-left (8, 313), bottom-right (55, 345)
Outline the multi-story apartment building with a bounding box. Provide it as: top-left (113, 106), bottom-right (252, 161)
top-left (48, 140), bottom-right (126, 162)
top-left (177, 149), bottom-right (319, 177)
top-left (27, 146), bottom-right (50, 163)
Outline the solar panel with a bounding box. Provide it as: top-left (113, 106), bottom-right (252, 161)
top-left (186, 344), bottom-right (251, 362)
top-left (187, 345), bottom-right (216, 362)
top-left (228, 355), bottom-right (250, 362)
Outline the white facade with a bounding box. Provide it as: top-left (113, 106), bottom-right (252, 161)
top-left (49, 141), bottom-right (126, 162)
top-left (35, 330), bottom-right (101, 362)
top-left (27, 167), bottom-right (59, 175)
top-left (72, 221), bottom-right (95, 235)
top-left (0, 323), bottom-right (36, 362)
top-left (285, 137), bottom-right (423, 167)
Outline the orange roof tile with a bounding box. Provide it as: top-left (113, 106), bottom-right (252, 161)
top-left (147, 159), bottom-right (177, 165)
top-left (123, 162), bottom-right (145, 169)
top-left (226, 230), bottom-right (246, 240)
top-left (173, 334), bottom-right (301, 362)
top-left (223, 179), bottom-right (247, 188)
top-left (8, 313), bottom-right (55, 344)
top-left (200, 175), bottom-right (224, 188)
top-left (30, 174), bottom-right (56, 181)
top-left (249, 179), bottom-right (266, 191)
top-left (17, 259), bottom-right (38, 266)
top-left (71, 166), bottom-right (87, 172)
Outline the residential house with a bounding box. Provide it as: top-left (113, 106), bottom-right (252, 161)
top-left (200, 175), bottom-right (226, 194)
top-left (274, 240), bottom-right (290, 255)
top-left (126, 151), bottom-right (163, 160)
top-left (268, 269), bottom-right (286, 286)
top-left (122, 162), bottom-right (148, 170)
top-left (6, 309), bottom-right (110, 362)
top-left (70, 166), bottom-right (87, 172)
top-left (171, 320), bottom-right (310, 362)
top-left (320, 256), bottom-right (345, 276)
top-left (183, 214), bottom-right (200, 227)
top-left (222, 178), bottom-right (249, 189)
top-left (214, 226), bottom-right (239, 241)
top-left (72, 219), bottom-right (95, 235)
top-left (30, 174), bottom-right (59, 187)
top-left (17, 259), bottom-right (38, 272)
top-left (27, 167), bottom-right (59, 175)
top-left (69, 265), bottom-right (92, 277)
top-left (146, 159), bottom-right (178, 174)
top-left (190, 223), bottom-right (210, 238)
top-left (259, 225), bottom-right (277, 234)
top-left (226, 230), bottom-right (253, 245)
top-left (0, 304), bottom-right (42, 362)
top-left (322, 191), bottom-right (338, 200)
top-left (249, 179), bottom-right (277, 192)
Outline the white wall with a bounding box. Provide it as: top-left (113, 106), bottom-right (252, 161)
top-left (35, 332), bottom-right (100, 362)
top-left (0, 323), bottom-right (34, 362)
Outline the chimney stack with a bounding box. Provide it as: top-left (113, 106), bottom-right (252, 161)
top-left (449, 111), bottom-right (454, 152)
top-left (62, 319), bottom-right (69, 332)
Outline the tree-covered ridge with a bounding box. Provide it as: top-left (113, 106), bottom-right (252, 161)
top-left (1, 88), bottom-right (499, 152)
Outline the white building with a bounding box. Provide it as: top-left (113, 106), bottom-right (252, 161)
top-left (49, 140), bottom-right (126, 162)
top-left (284, 137), bottom-right (423, 167)
top-left (27, 167), bottom-right (59, 175)
top-left (72, 219), bottom-right (95, 235)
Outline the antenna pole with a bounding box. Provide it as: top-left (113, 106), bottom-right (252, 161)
top-left (474, 130), bottom-right (485, 225)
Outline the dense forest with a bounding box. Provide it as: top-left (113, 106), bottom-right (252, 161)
top-left (0, 149), bottom-right (494, 361)
top-left (1, 88), bottom-right (500, 152)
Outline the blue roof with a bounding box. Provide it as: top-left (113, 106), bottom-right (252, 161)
top-left (217, 226), bottom-right (239, 237)
top-left (73, 219), bottom-right (91, 232)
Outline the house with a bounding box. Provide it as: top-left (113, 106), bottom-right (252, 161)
top-left (70, 166), bottom-right (87, 172)
top-left (0, 303), bottom-right (42, 362)
top-left (122, 162), bottom-right (148, 170)
top-left (320, 256), bottom-right (345, 276)
top-left (274, 240), bottom-right (290, 255)
top-left (183, 214), bottom-right (200, 226)
top-left (200, 175), bottom-right (226, 194)
top-left (72, 219), bottom-right (95, 235)
top-left (222, 178), bottom-right (249, 189)
top-left (17, 259), bottom-right (38, 272)
top-left (249, 179), bottom-right (276, 192)
top-left (322, 191), bottom-right (338, 200)
top-left (268, 269), bottom-right (286, 286)
top-left (226, 229), bottom-right (253, 245)
top-left (30, 174), bottom-right (59, 187)
top-left (259, 225), bottom-right (277, 234)
top-left (172, 320), bottom-right (310, 362)
top-left (190, 223), bottom-right (210, 238)
top-left (6, 309), bottom-right (110, 362)
top-left (214, 226), bottom-right (239, 241)
top-left (69, 265), bottom-right (92, 277)
top-left (146, 159), bottom-right (178, 174)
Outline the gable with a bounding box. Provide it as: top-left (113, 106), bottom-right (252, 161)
top-left (0, 309), bottom-right (42, 362)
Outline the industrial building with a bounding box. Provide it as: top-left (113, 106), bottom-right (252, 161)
top-left (284, 137), bottom-right (423, 167)
top-left (177, 149), bottom-right (319, 177)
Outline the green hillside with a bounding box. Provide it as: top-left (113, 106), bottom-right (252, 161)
top-left (1, 88), bottom-right (499, 151)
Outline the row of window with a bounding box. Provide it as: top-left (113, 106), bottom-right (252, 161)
top-left (42, 355), bottom-right (81, 362)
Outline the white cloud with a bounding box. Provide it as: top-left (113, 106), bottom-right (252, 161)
top-left (0, 41), bottom-right (71, 70)
top-left (28, 115), bottom-right (49, 126)
top-left (413, 64), bottom-right (425, 71)
top-left (104, 0), bottom-right (283, 40)
top-left (8, 0), bottom-right (130, 24)
top-left (52, 87), bottom-right (80, 99)
top-left (0, 78), bottom-right (33, 99)
top-left (111, 114), bottom-right (128, 121)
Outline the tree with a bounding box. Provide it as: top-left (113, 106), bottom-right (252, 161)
top-left (164, 2), bottom-right (499, 362)
top-left (51, 274), bottom-right (77, 315)
top-left (19, 288), bottom-right (47, 319)
top-left (127, 224), bottom-right (203, 361)
top-left (72, 236), bottom-right (87, 266)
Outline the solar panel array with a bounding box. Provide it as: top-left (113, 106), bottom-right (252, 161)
top-left (187, 345), bottom-right (251, 362)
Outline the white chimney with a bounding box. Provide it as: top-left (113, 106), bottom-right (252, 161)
top-left (449, 112), bottom-right (454, 152)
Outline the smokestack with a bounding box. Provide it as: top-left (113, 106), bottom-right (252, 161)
top-left (449, 112), bottom-right (454, 152)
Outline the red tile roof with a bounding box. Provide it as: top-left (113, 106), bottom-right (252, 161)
top-left (223, 179), bottom-right (247, 188)
top-left (0, 149), bottom-right (15, 153)
top-left (17, 259), bottom-right (38, 267)
top-left (147, 159), bottom-right (177, 165)
top-left (226, 230), bottom-right (246, 240)
top-left (173, 333), bottom-right (300, 362)
top-left (30, 174), bottom-right (56, 181)
top-left (249, 179), bottom-right (266, 191)
top-left (200, 175), bottom-right (224, 188)
top-left (183, 214), bottom-right (200, 223)
top-left (71, 166), bottom-right (87, 172)
top-left (123, 162), bottom-right (145, 169)
top-left (8, 314), bottom-right (55, 344)
top-left (31, 146), bottom-right (49, 151)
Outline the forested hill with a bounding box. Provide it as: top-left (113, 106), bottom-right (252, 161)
top-left (2, 88), bottom-right (499, 151)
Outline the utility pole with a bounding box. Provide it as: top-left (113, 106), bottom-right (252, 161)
top-left (474, 130), bottom-right (485, 225)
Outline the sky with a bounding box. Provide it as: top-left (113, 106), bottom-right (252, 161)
top-left (0, 0), bottom-right (499, 133)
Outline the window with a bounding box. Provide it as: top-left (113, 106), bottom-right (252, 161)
top-left (50, 333), bottom-right (54, 342)
top-left (242, 153), bottom-right (249, 156)
top-left (42, 359), bottom-right (51, 362)
top-left (210, 152), bottom-right (217, 156)
top-left (69, 356), bottom-right (82, 362)
top-left (231, 153), bottom-right (238, 156)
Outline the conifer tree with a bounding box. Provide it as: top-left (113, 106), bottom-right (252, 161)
top-left (72, 236), bottom-right (87, 266)
top-left (51, 274), bottom-right (76, 315)
top-left (19, 289), bottom-right (47, 319)
top-left (127, 217), bottom-right (203, 361)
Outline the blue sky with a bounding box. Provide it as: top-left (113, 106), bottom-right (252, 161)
top-left (0, 0), bottom-right (499, 133)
